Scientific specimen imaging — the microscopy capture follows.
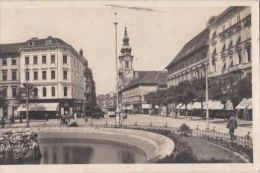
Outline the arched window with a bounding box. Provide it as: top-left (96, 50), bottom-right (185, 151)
top-left (228, 40), bottom-right (233, 48)
top-left (43, 87), bottom-right (47, 97)
top-left (236, 36), bottom-right (241, 45)
top-left (52, 87), bottom-right (55, 97)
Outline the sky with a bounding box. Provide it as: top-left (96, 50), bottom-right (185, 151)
top-left (0, 1), bottom-right (228, 95)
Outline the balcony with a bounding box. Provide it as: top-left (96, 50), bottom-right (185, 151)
top-left (229, 63), bottom-right (251, 72)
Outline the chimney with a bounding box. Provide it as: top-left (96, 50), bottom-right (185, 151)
top-left (79, 49), bottom-right (83, 56)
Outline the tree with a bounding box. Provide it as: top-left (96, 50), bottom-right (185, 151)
top-left (175, 80), bottom-right (196, 117)
top-left (17, 83), bottom-right (37, 126)
top-left (192, 77), bottom-right (206, 118)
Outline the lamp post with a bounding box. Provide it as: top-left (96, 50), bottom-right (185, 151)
top-left (205, 61), bottom-right (209, 130)
top-left (114, 12), bottom-right (120, 125)
top-left (25, 65), bottom-right (29, 127)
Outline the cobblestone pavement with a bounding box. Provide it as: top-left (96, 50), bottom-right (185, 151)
top-left (6, 114), bottom-right (252, 137)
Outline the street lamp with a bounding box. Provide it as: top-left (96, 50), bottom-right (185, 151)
top-left (25, 65), bottom-right (29, 127)
top-left (205, 61), bottom-right (209, 130)
top-left (114, 12), bottom-right (121, 125)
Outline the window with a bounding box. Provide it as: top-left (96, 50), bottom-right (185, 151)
top-left (229, 40), bottom-right (233, 48)
top-left (42, 55), bottom-right (46, 64)
top-left (2, 88), bottom-right (7, 98)
top-left (12, 58), bottom-right (16, 65)
top-left (2, 70), bottom-right (7, 81)
top-left (25, 71), bottom-right (30, 81)
top-left (43, 87), bottom-right (47, 97)
top-left (2, 58), bottom-right (7, 66)
top-left (246, 47), bottom-right (251, 62)
top-left (222, 24), bottom-right (225, 31)
top-left (25, 56), bottom-right (29, 65)
top-left (238, 52), bottom-right (242, 64)
top-left (51, 87), bottom-right (55, 96)
top-left (12, 88), bottom-right (17, 97)
top-left (42, 71), bottom-right (47, 80)
top-left (51, 71), bottom-right (55, 79)
top-left (34, 71), bottom-right (38, 80)
top-left (63, 71), bottom-right (68, 80)
top-left (51, 55), bottom-right (55, 64)
top-left (34, 88), bottom-right (38, 97)
top-left (63, 55), bottom-right (67, 64)
top-left (125, 61), bottom-right (129, 68)
top-left (237, 14), bottom-right (240, 22)
top-left (64, 87), bottom-right (67, 97)
top-left (12, 71), bottom-right (17, 81)
top-left (33, 56), bottom-right (38, 64)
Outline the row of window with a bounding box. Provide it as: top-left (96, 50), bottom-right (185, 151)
top-left (169, 53), bottom-right (206, 74)
top-left (1, 70), bottom-right (17, 81)
top-left (1, 86), bottom-right (68, 98)
top-left (24, 54), bottom-right (68, 65)
top-left (1, 58), bottom-right (17, 66)
top-left (1, 87), bottom-right (17, 98)
top-left (24, 70), bottom-right (68, 81)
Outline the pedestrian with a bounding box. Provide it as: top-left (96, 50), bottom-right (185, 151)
top-left (74, 112), bottom-right (77, 120)
top-left (226, 113), bottom-right (238, 140)
top-left (0, 117), bottom-right (5, 129)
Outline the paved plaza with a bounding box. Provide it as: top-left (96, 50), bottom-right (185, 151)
top-left (7, 114), bottom-right (252, 137)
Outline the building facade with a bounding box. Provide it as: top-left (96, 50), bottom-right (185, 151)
top-left (208, 6), bottom-right (251, 80)
top-left (166, 28), bottom-right (209, 87)
top-left (120, 71), bottom-right (167, 113)
top-left (0, 36), bottom-right (96, 119)
top-left (96, 92), bottom-right (116, 111)
top-left (0, 43), bottom-right (22, 119)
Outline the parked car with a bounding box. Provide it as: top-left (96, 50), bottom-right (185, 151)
top-left (106, 106), bottom-right (116, 117)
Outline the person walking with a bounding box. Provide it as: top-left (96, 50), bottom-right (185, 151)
top-left (0, 117), bottom-right (5, 129)
top-left (226, 113), bottom-right (238, 140)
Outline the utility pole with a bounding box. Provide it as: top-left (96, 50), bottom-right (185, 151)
top-left (114, 12), bottom-right (119, 112)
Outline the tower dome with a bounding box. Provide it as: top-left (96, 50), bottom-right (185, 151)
top-left (123, 27), bottom-right (129, 46)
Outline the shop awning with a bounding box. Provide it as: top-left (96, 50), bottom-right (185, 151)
top-left (126, 105), bottom-right (133, 110)
top-left (142, 104), bottom-right (151, 109)
top-left (204, 100), bottom-right (224, 110)
top-left (17, 103), bottom-right (59, 112)
top-left (236, 98), bottom-right (252, 109)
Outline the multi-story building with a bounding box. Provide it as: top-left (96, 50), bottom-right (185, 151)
top-left (0, 36), bottom-right (96, 119)
top-left (166, 28), bottom-right (209, 87)
top-left (0, 42), bottom-right (23, 119)
top-left (96, 92), bottom-right (116, 111)
top-left (117, 27), bottom-right (167, 113)
top-left (120, 71), bottom-right (167, 113)
top-left (207, 6), bottom-right (251, 80)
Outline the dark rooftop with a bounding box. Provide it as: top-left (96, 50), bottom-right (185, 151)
top-left (121, 71), bottom-right (167, 92)
top-left (165, 28), bottom-right (209, 69)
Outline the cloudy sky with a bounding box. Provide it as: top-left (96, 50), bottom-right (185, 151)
top-left (0, 1), bottom-right (229, 95)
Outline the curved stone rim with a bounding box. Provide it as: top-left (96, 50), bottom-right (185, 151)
top-left (33, 127), bottom-right (175, 162)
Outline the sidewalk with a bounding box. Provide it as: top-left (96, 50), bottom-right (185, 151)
top-left (122, 114), bottom-right (252, 137)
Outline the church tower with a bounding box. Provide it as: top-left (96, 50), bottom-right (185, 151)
top-left (118, 27), bottom-right (134, 89)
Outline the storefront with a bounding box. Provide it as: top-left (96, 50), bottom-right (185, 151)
top-left (17, 103), bottom-right (59, 119)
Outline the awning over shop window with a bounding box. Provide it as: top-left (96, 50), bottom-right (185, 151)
top-left (203, 100), bottom-right (224, 110)
top-left (142, 104), bottom-right (151, 109)
top-left (17, 103), bottom-right (59, 112)
top-left (236, 98), bottom-right (252, 109)
top-left (125, 105), bottom-right (133, 110)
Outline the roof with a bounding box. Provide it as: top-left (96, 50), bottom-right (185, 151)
top-left (121, 71), bottom-right (167, 92)
top-left (165, 28), bottom-right (209, 69)
top-left (0, 42), bottom-right (25, 57)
